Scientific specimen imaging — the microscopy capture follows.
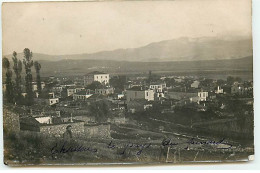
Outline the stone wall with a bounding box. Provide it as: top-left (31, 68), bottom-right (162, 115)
top-left (84, 124), bottom-right (111, 138)
top-left (3, 107), bottom-right (20, 133)
top-left (39, 121), bottom-right (85, 138)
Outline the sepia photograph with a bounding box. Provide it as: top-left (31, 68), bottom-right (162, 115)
top-left (2, 0), bottom-right (254, 166)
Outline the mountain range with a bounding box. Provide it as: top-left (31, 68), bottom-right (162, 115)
top-left (4, 36), bottom-right (252, 62)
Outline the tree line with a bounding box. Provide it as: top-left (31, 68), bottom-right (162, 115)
top-left (3, 48), bottom-right (42, 106)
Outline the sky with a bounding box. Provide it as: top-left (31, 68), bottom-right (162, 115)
top-left (2, 0), bottom-right (252, 55)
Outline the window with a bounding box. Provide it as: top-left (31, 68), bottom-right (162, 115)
top-left (146, 92), bottom-right (149, 96)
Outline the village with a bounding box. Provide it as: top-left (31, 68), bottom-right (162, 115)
top-left (2, 52), bottom-right (254, 163)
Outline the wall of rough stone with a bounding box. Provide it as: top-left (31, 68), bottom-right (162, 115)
top-left (39, 121), bottom-right (85, 138)
top-left (84, 124), bottom-right (111, 138)
top-left (3, 107), bottom-right (20, 133)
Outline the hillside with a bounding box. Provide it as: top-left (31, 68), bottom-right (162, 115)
top-left (4, 36), bottom-right (252, 62)
top-left (37, 56), bottom-right (253, 79)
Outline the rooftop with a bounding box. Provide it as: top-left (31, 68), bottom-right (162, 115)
top-left (88, 93), bottom-right (106, 100)
top-left (127, 86), bottom-right (149, 91)
top-left (85, 71), bottom-right (108, 75)
top-left (74, 90), bottom-right (87, 95)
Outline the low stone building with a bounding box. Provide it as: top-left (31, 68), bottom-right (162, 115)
top-left (20, 116), bottom-right (85, 138)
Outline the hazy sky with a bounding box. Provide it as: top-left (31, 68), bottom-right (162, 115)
top-left (2, 0), bottom-right (252, 55)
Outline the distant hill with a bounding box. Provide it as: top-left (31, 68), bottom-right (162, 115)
top-left (2, 55), bottom-right (253, 81)
top-left (37, 56), bottom-right (253, 78)
top-left (4, 36), bottom-right (252, 62)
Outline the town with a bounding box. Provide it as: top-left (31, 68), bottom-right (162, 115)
top-left (3, 49), bottom-right (254, 164)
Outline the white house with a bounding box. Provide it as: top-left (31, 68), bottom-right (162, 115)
top-left (149, 83), bottom-right (166, 93)
top-left (73, 90), bottom-right (93, 100)
top-left (215, 86), bottom-right (224, 94)
top-left (84, 71), bottom-right (109, 86)
top-left (126, 86), bottom-right (154, 102)
top-left (198, 91), bottom-right (208, 101)
top-left (32, 82), bottom-right (45, 91)
top-left (49, 98), bottom-right (59, 105)
top-left (67, 86), bottom-right (85, 96)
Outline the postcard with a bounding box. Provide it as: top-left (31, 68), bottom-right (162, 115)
top-left (2, 0), bottom-right (254, 166)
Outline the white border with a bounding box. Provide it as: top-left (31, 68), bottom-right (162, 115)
top-left (0, 0), bottom-right (259, 170)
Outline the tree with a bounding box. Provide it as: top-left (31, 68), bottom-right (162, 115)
top-left (110, 75), bottom-right (127, 92)
top-left (227, 76), bottom-right (235, 85)
top-left (23, 48), bottom-right (34, 106)
top-left (89, 100), bottom-right (110, 123)
top-left (234, 77), bottom-right (242, 83)
top-left (3, 57), bottom-right (14, 103)
top-left (12, 51), bottom-right (23, 104)
top-left (34, 61), bottom-right (42, 94)
top-left (147, 71), bottom-right (160, 84)
top-left (86, 81), bottom-right (103, 90)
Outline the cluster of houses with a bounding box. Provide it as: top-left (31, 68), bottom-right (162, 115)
top-left (4, 70), bottom-right (253, 138)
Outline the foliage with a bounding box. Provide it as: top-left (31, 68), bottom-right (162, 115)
top-left (86, 81), bottom-right (103, 90)
top-left (164, 78), bottom-right (176, 87)
top-left (89, 100), bottom-right (111, 122)
top-left (34, 61), bottom-right (42, 93)
top-left (23, 48), bottom-right (34, 106)
top-left (3, 57), bottom-right (14, 103)
top-left (110, 75), bottom-right (127, 92)
top-left (227, 76), bottom-right (242, 85)
top-left (146, 71), bottom-right (160, 84)
top-left (12, 51), bottom-right (23, 104)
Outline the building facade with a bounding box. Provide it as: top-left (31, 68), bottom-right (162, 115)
top-left (126, 86), bottom-right (154, 102)
top-left (95, 87), bottom-right (114, 95)
top-left (84, 71), bottom-right (109, 86)
top-left (67, 86), bottom-right (85, 96)
top-left (198, 91), bottom-right (209, 101)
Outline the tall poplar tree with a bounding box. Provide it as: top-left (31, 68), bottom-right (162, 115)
top-left (12, 51), bottom-right (23, 104)
top-left (34, 61), bottom-right (42, 94)
top-left (23, 48), bottom-right (34, 105)
top-left (3, 57), bottom-right (14, 103)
